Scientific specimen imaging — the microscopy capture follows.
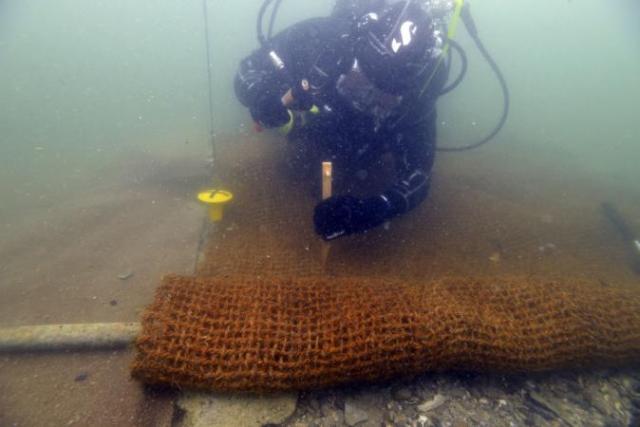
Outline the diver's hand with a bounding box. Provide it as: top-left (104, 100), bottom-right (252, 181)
top-left (250, 92), bottom-right (290, 128)
top-left (313, 195), bottom-right (390, 241)
top-left (281, 79), bottom-right (312, 111)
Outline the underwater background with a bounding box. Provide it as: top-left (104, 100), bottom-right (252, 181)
top-left (1, 0), bottom-right (639, 425)
top-left (2, 0), bottom-right (638, 212)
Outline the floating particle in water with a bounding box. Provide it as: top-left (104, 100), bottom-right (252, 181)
top-left (74, 372), bottom-right (89, 382)
top-left (538, 243), bottom-right (557, 254)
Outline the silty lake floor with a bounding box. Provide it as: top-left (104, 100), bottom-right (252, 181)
top-left (1, 133), bottom-right (639, 426)
top-left (0, 149), bottom-right (208, 426)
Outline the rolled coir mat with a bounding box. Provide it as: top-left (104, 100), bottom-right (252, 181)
top-left (131, 274), bottom-right (640, 392)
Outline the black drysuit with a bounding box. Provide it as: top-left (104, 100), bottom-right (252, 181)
top-left (234, 13), bottom-right (448, 240)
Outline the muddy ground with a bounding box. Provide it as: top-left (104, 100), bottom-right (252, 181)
top-left (1, 132), bottom-right (639, 426)
top-left (0, 149), bottom-right (209, 426)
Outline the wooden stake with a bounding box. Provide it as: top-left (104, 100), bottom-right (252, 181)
top-left (320, 161), bottom-right (333, 270)
top-left (322, 162), bottom-right (333, 200)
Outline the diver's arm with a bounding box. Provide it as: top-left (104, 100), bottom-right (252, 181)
top-left (234, 18), bottom-right (316, 128)
top-left (235, 17), bottom-right (351, 129)
top-left (313, 122), bottom-right (436, 240)
top-left (381, 123), bottom-right (436, 218)
top-left (234, 49), bottom-right (291, 128)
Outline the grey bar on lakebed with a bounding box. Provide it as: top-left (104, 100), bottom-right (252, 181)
top-left (0, 322), bottom-right (141, 353)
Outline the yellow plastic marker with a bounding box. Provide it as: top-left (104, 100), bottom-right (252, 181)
top-left (197, 189), bottom-right (234, 222)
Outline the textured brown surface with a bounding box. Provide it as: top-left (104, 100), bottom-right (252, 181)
top-left (132, 274), bottom-right (640, 392)
top-left (132, 135), bottom-right (640, 392)
top-left (197, 135), bottom-right (640, 284)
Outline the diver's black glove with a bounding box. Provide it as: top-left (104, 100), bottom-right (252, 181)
top-left (287, 79), bottom-right (313, 111)
top-left (313, 195), bottom-right (391, 241)
top-left (250, 91), bottom-right (290, 128)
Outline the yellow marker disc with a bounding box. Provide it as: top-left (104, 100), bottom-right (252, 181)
top-left (197, 189), bottom-right (233, 222)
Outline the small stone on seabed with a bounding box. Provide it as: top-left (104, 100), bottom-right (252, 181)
top-left (344, 402), bottom-right (369, 426)
top-left (392, 386), bottom-right (414, 401)
top-left (109, 300), bottom-right (118, 306)
top-left (418, 394), bottom-right (447, 413)
top-left (117, 271), bottom-right (134, 280)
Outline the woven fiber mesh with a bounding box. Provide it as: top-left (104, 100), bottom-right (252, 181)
top-left (132, 274), bottom-right (640, 392)
top-left (197, 136), bottom-right (640, 285)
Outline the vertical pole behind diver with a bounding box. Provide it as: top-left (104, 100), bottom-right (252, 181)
top-left (194, 0), bottom-right (218, 274)
top-left (202, 0), bottom-right (217, 169)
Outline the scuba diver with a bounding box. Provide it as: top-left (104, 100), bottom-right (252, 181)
top-left (234, 0), bottom-right (500, 241)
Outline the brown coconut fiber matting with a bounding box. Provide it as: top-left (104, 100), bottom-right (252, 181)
top-left (131, 274), bottom-right (640, 392)
top-left (133, 135), bottom-right (640, 391)
top-left (196, 135), bottom-right (640, 283)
